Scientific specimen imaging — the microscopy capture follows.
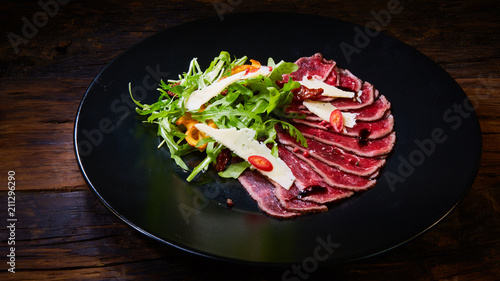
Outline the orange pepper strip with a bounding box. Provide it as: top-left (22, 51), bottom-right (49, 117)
top-left (175, 113), bottom-right (218, 151)
top-left (175, 115), bottom-right (191, 126)
top-left (248, 59), bottom-right (261, 73)
top-left (230, 59), bottom-right (261, 76)
top-left (207, 120), bottom-right (217, 129)
top-left (185, 123), bottom-right (204, 149)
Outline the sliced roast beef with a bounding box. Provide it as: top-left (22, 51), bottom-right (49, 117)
top-left (336, 68), bottom-right (363, 93)
top-left (283, 146), bottom-right (377, 191)
top-left (349, 95), bottom-right (391, 121)
top-left (273, 184), bottom-right (328, 213)
top-left (235, 53), bottom-right (396, 219)
top-left (292, 114), bottom-right (394, 140)
top-left (345, 114), bottom-right (394, 140)
top-left (285, 89), bottom-right (390, 126)
top-left (284, 102), bottom-right (309, 115)
top-left (276, 145), bottom-right (355, 204)
top-left (287, 53), bottom-right (335, 82)
top-left (278, 145), bottom-right (329, 191)
top-left (273, 174), bottom-right (353, 205)
top-left (324, 66), bottom-right (339, 86)
top-left (293, 123), bottom-right (396, 158)
top-left (330, 82), bottom-right (375, 110)
top-left (277, 130), bottom-right (385, 177)
top-left (238, 170), bottom-right (300, 218)
top-left (297, 185), bottom-right (354, 204)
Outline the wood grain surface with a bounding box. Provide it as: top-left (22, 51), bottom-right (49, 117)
top-left (1, 0), bottom-right (499, 280)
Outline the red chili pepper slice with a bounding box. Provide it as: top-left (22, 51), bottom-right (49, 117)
top-left (248, 155), bottom-right (273, 172)
top-left (329, 109), bottom-right (344, 133)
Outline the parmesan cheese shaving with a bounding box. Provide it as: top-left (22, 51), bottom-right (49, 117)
top-left (303, 100), bottom-right (358, 128)
top-left (195, 124), bottom-right (295, 190)
top-left (299, 77), bottom-right (355, 98)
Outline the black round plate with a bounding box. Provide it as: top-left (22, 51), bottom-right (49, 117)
top-left (74, 13), bottom-right (482, 266)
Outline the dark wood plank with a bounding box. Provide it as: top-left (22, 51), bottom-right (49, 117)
top-left (0, 78), bottom-right (89, 191)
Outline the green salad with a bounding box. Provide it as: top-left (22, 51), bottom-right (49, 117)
top-left (130, 51), bottom-right (307, 181)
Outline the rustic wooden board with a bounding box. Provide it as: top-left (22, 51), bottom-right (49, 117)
top-left (0, 0), bottom-right (499, 280)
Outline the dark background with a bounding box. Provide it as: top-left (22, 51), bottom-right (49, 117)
top-left (1, 0), bottom-right (499, 280)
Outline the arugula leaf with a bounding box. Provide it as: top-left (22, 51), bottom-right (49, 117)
top-left (218, 161), bottom-right (251, 179)
top-left (280, 121), bottom-right (308, 147)
top-left (269, 61), bottom-right (299, 81)
top-left (157, 122), bottom-right (191, 170)
top-left (266, 87), bottom-right (282, 114)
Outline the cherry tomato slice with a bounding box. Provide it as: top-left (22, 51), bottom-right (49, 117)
top-left (248, 155), bottom-right (273, 172)
top-left (329, 109), bottom-right (344, 133)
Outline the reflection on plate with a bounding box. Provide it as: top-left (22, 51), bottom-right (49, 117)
top-left (74, 12), bottom-right (481, 265)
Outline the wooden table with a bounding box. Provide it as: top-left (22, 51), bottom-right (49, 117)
top-left (1, 0), bottom-right (499, 280)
